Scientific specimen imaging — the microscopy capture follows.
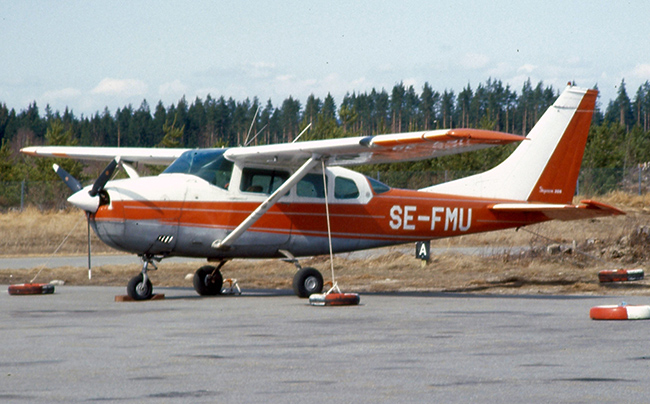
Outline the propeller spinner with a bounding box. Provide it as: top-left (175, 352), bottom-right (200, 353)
top-left (55, 157), bottom-right (120, 213)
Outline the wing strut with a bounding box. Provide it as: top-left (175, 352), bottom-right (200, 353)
top-left (212, 155), bottom-right (321, 250)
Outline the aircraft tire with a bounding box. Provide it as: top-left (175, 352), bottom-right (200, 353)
top-left (193, 265), bottom-right (223, 296)
top-left (590, 304), bottom-right (650, 320)
top-left (127, 273), bottom-right (153, 300)
top-left (8, 283), bottom-right (55, 295)
top-left (309, 292), bottom-right (360, 306)
top-left (598, 269), bottom-right (644, 283)
top-left (293, 267), bottom-right (323, 298)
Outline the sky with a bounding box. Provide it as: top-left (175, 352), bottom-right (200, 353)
top-left (2, 1), bottom-right (649, 118)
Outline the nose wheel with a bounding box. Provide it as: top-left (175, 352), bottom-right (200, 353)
top-left (126, 255), bottom-right (159, 300)
top-left (127, 273), bottom-right (153, 300)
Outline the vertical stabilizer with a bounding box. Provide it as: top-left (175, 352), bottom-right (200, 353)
top-left (422, 85), bottom-right (597, 203)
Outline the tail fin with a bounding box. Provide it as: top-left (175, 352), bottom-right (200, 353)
top-left (422, 85), bottom-right (598, 203)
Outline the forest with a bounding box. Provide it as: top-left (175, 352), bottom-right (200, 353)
top-left (1, 77), bottom-right (650, 206)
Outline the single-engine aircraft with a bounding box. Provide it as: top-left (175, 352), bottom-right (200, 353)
top-left (21, 84), bottom-right (624, 300)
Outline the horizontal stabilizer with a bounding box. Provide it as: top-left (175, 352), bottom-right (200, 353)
top-left (490, 200), bottom-right (625, 221)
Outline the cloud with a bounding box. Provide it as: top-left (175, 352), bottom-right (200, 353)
top-left (272, 74), bottom-right (318, 97)
top-left (91, 78), bottom-right (147, 97)
top-left (402, 78), bottom-right (418, 89)
top-left (41, 87), bottom-right (82, 101)
top-left (159, 80), bottom-right (187, 98)
top-left (517, 64), bottom-right (537, 74)
top-left (487, 62), bottom-right (513, 77)
top-left (244, 62), bottom-right (276, 79)
top-left (460, 53), bottom-right (490, 70)
top-left (631, 64), bottom-right (650, 78)
top-left (195, 62), bottom-right (277, 82)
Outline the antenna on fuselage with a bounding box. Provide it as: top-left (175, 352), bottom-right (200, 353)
top-left (244, 123), bottom-right (268, 147)
top-left (292, 123), bottom-right (312, 143)
top-left (243, 105), bottom-right (261, 147)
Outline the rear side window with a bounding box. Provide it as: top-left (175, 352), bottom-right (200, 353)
top-left (240, 168), bottom-right (289, 194)
top-left (297, 173), bottom-right (327, 198)
top-left (334, 177), bottom-right (359, 199)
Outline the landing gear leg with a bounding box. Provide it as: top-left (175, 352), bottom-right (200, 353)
top-left (127, 254), bottom-right (159, 300)
top-left (280, 250), bottom-right (324, 298)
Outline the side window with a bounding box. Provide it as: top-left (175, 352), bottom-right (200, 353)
top-left (334, 177), bottom-right (359, 199)
top-left (240, 168), bottom-right (289, 194)
top-left (297, 173), bottom-right (327, 198)
top-left (196, 159), bottom-right (233, 189)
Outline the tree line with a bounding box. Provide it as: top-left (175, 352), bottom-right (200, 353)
top-left (1, 77), bottom-right (650, 186)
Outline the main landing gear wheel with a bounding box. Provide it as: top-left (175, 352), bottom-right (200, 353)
top-left (193, 265), bottom-right (224, 296)
top-left (127, 273), bottom-right (153, 301)
top-left (293, 267), bottom-right (324, 298)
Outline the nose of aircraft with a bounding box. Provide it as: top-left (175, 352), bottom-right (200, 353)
top-left (58, 157), bottom-right (120, 213)
top-left (67, 189), bottom-right (100, 213)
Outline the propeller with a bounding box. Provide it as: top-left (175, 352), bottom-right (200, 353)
top-left (53, 164), bottom-right (83, 193)
top-left (65, 157), bottom-right (121, 213)
top-left (52, 157), bottom-right (121, 279)
top-left (89, 157), bottom-right (119, 197)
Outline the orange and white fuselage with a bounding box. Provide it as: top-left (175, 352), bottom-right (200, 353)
top-left (21, 85), bottom-right (624, 264)
top-left (88, 171), bottom-right (541, 259)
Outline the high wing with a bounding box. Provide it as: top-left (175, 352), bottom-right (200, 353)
top-left (490, 200), bottom-right (625, 221)
top-left (20, 146), bottom-right (189, 165)
top-left (225, 128), bottom-right (525, 166)
top-left (20, 128), bottom-right (523, 167)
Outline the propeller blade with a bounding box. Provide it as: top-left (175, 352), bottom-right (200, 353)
top-left (89, 157), bottom-right (120, 197)
top-left (53, 164), bottom-right (83, 193)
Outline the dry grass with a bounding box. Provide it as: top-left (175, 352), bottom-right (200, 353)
top-left (2, 192), bottom-right (650, 295)
top-left (0, 207), bottom-right (113, 256)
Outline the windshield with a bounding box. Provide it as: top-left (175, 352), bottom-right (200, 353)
top-left (163, 149), bottom-right (233, 189)
top-left (367, 176), bottom-right (391, 194)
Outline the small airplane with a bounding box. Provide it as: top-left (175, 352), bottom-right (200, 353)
top-left (21, 84), bottom-right (624, 300)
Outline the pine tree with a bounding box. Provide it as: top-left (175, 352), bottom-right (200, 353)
top-left (159, 117), bottom-right (184, 148)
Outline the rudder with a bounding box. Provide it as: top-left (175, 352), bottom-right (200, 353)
top-left (526, 87), bottom-right (597, 203)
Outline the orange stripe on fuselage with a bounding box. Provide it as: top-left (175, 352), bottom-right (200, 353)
top-left (94, 189), bottom-right (549, 243)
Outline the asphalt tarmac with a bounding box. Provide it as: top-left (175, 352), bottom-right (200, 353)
top-left (1, 286), bottom-right (649, 403)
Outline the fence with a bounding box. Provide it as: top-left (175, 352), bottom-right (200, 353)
top-left (2, 167), bottom-right (649, 211)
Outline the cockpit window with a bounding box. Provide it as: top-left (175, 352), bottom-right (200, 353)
top-left (240, 168), bottom-right (289, 194)
top-left (367, 177), bottom-right (390, 194)
top-left (163, 149), bottom-right (233, 189)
